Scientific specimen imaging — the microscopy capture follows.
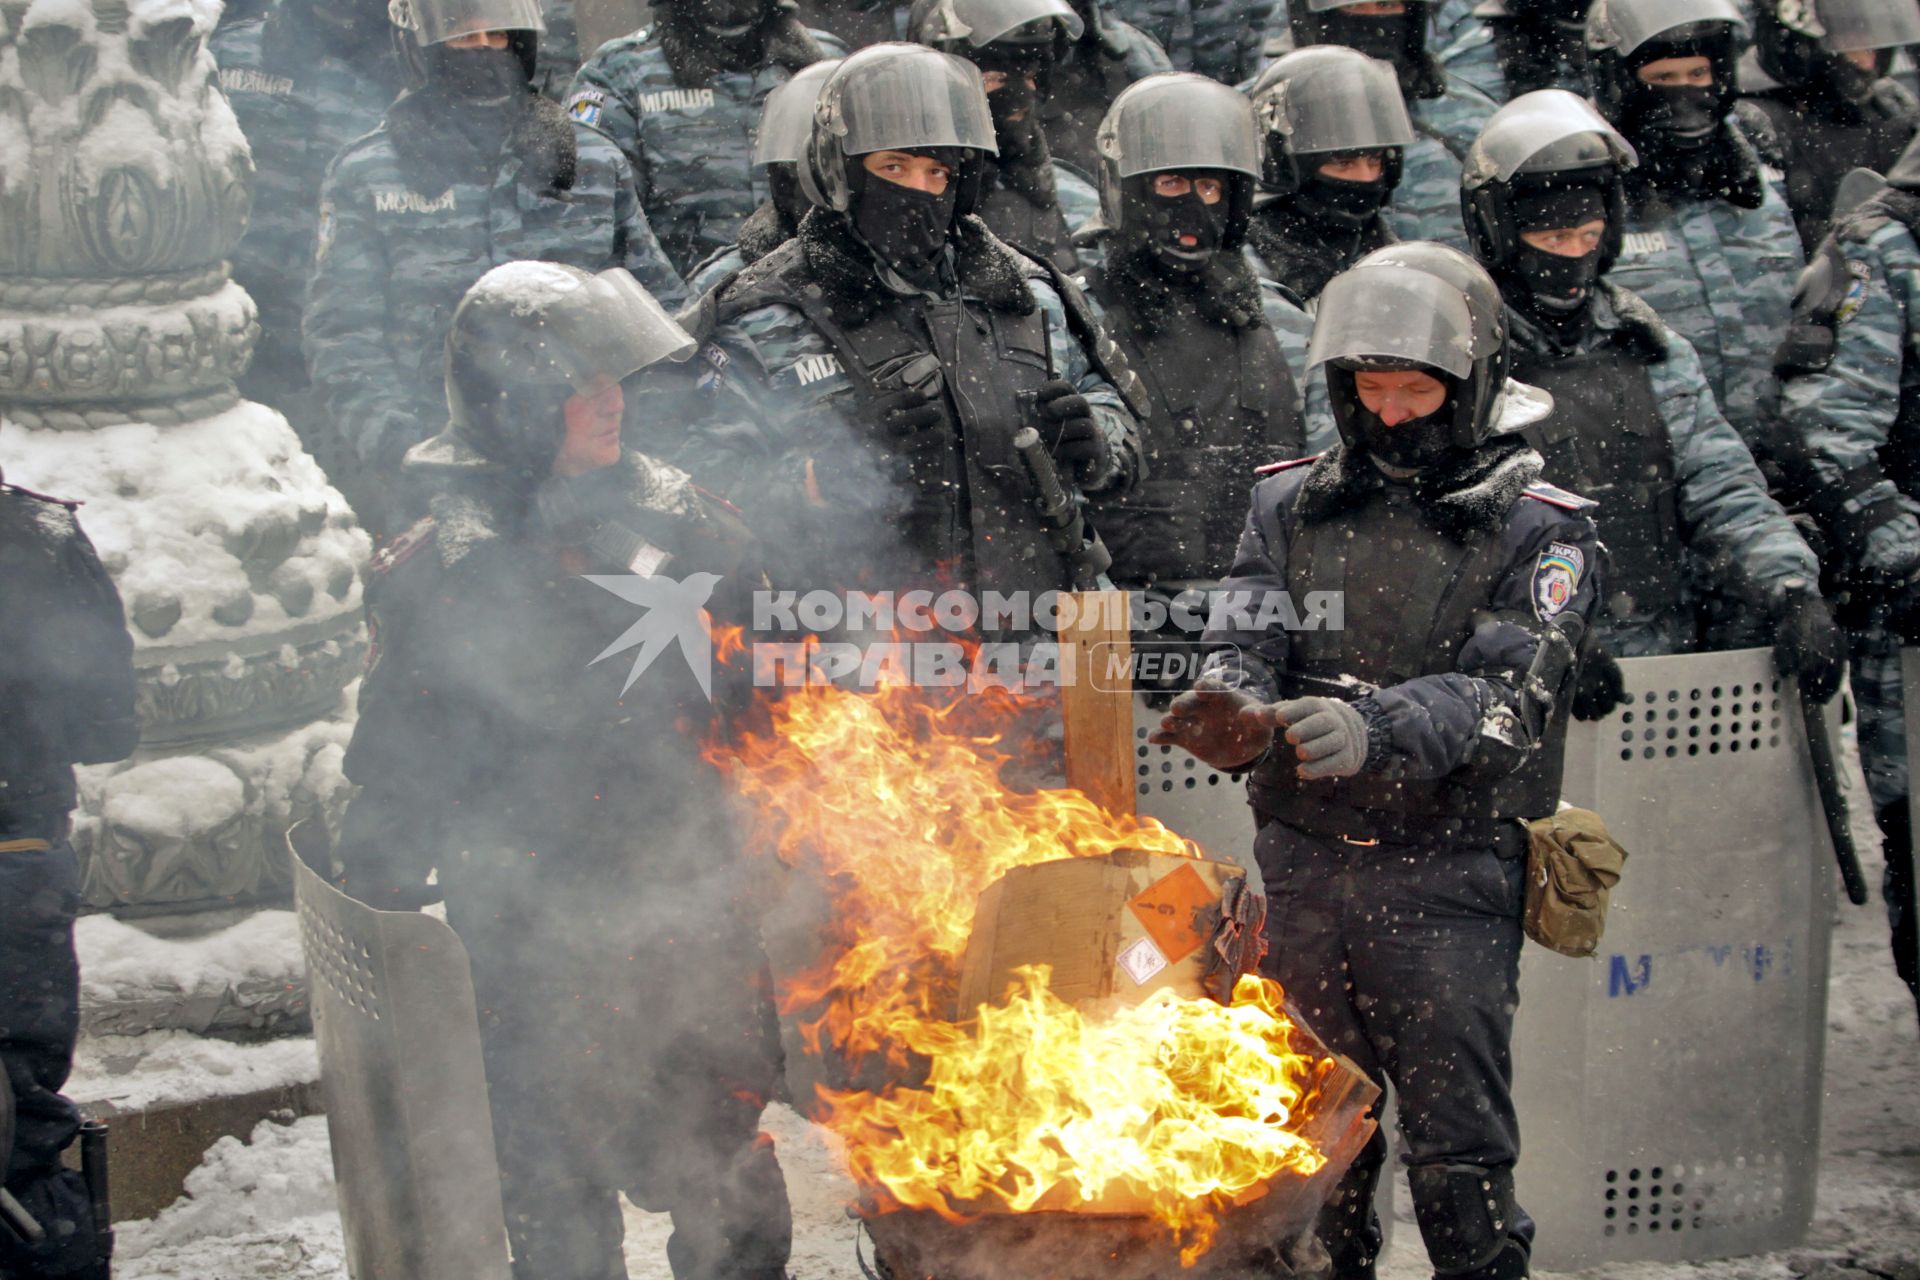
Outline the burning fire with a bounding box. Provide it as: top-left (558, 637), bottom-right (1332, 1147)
top-left (712, 676), bottom-right (1332, 1261)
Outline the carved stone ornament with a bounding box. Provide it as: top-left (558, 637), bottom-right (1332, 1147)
top-left (1, 0), bottom-right (372, 912)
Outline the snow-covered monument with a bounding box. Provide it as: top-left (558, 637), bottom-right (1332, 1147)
top-left (0, 0), bottom-right (367, 913)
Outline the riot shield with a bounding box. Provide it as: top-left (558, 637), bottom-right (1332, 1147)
top-left (288, 829), bottom-right (511, 1280)
top-left (1510, 648), bottom-right (1833, 1269)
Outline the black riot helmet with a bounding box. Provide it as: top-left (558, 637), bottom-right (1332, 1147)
top-left (1753, 0), bottom-right (1920, 106)
top-left (802, 43), bottom-right (999, 215)
top-left (909, 0), bottom-right (1083, 142)
top-left (1248, 45), bottom-right (1416, 197)
top-left (1478, 0), bottom-right (1589, 20)
top-left (660, 0), bottom-right (781, 39)
top-left (755, 58), bottom-right (843, 223)
top-left (1093, 73), bottom-right (1263, 251)
top-left (388, 0), bottom-right (542, 94)
top-left (1585, 0), bottom-right (1748, 146)
top-left (425, 263), bottom-right (696, 480)
top-left (1462, 89), bottom-right (1637, 271)
top-left (1290, 0), bottom-right (1442, 96)
top-left (1309, 242), bottom-right (1538, 456)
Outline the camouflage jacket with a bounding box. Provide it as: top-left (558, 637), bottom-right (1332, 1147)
top-left (304, 89), bottom-right (684, 470)
top-left (1388, 73), bottom-right (1498, 249)
top-left (1109, 0), bottom-right (1274, 83)
top-left (1606, 123), bottom-right (1804, 455)
top-left (565, 17), bottom-right (844, 276)
top-left (211, 5), bottom-right (403, 363)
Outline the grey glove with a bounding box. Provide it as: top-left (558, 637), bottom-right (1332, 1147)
top-left (1249, 696), bottom-right (1373, 780)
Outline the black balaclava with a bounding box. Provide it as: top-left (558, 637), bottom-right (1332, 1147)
top-left (1120, 171), bottom-right (1229, 276)
top-left (1321, 4), bottom-right (1427, 90)
top-left (1489, 0), bottom-right (1589, 95)
top-left (849, 147), bottom-right (963, 286)
top-left (767, 162), bottom-right (806, 230)
top-left (1333, 362), bottom-right (1463, 471)
top-left (1503, 180), bottom-right (1609, 347)
top-left (975, 40), bottom-right (1056, 188)
top-left (664, 0), bottom-right (776, 73)
top-left (424, 39), bottom-right (531, 106)
top-left (1296, 150), bottom-right (1396, 232)
top-left (1617, 32), bottom-right (1737, 192)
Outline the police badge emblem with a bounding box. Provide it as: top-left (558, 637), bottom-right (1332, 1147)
top-left (1534, 542), bottom-right (1585, 621)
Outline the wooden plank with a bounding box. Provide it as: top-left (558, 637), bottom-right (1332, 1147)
top-left (1060, 590), bottom-right (1135, 817)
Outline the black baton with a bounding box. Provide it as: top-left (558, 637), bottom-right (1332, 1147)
top-left (1802, 683), bottom-right (1871, 906)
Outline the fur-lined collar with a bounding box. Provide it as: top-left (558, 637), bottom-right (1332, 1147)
top-left (658, 11), bottom-right (826, 88)
top-left (1100, 239), bottom-right (1264, 335)
top-left (385, 90), bottom-right (577, 193)
top-left (423, 450), bottom-right (701, 568)
top-left (1506, 280), bottom-right (1668, 364)
top-left (1296, 439), bottom-right (1544, 541)
top-left (1626, 118), bottom-right (1766, 214)
top-left (736, 199), bottom-right (796, 266)
top-left (796, 206), bottom-right (1036, 326)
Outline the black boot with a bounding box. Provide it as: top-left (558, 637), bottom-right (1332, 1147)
top-left (1876, 801), bottom-right (1920, 1024)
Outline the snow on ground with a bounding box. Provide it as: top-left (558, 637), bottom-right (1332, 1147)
top-left (114, 740), bottom-right (1920, 1280)
top-left (75, 909), bottom-right (306, 1007)
top-left (69, 1031), bottom-right (317, 1113)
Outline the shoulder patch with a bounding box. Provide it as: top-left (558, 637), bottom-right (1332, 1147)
top-left (1522, 481), bottom-right (1597, 512)
top-left (1533, 540), bottom-right (1585, 621)
top-left (566, 87), bottom-right (605, 126)
top-left (1836, 258), bottom-right (1873, 326)
top-left (1256, 454), bottom-right (1321, 475)
top-left (370, 517), bottom-right (438, 576)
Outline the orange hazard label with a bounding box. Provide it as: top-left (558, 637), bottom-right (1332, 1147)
top-left (1127, 863), bottom-right (1216, 966)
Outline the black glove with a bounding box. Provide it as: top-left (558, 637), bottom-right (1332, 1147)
top-left (872, 383), bottom-right (944, 438)
top-left (1033, 378), bottom-right (1110, 481)
top-left (1773, 588), bottom-right (1847, 703)
top-left (1147, 681), bottom-right (1273, 770)
top-left (1571, 647), bottom-right (1627, 721)
top-left (1889, 580), bottom-right (1920, 645)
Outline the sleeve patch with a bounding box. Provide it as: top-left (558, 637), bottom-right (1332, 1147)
top-left (1533, 542), bottom-right (1585, 621)
top-left (695, 341), bottom-right (731, 396)
top-left (1836, 259), bottom-right (1873, 326)
top-left (315, 199), bottom-right (335, 263)
top-left (567, 89), bottom-right (605, 126)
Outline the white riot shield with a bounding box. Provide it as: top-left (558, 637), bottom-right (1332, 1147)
top-left (289, 835), bottom-right (512, 1280)
top-left (1511, 648), bottom-right (1834, 1269)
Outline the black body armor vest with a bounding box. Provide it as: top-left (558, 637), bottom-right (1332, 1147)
top-left (1741, 92), bottom-right (1918, 249)
top-left (1515, 342), bottom-right (1684, 623)
top-left (1249, 483), bottom-right (1571, 842)
top-left (1081, 263), bottom-right (1304, 583)
top-left (978, 178), bottom-right (1081, 277)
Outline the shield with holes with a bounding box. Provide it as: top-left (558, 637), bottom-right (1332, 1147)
top-left (1509, 648), bottom-right (1834, 1269)
top-left (289, 832), bottom-right (511, 1280)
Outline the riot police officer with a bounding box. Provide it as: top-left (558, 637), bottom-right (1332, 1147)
top-left (1462, 91), bottom-right (1843, 714)
top-left (1436, 0), bottom-right (1592, 104)
top-left (0, 472), bottom-right (137, 1280)
top-left (684, 58), bottom-right (841, 296)
top-left (1584, 0), bottom-right (1804, 456)
top-left (304, 0), bottom-right (683, 542)
top-left (1109, 0), bottom-right (1273, 83)
top-left (1736, 0), bottom-right (1920, 252)
top-left (212, 0), bottom-right (404, 475)
top-left (1040, 0), bottom-right (1174, 171)
top-left (332, 262), bottom-right (791, 1280)
top-left (565, 0), bottom-right (845, 277)
top-left (1245, 45), bottom-right (1417, 442)
top-left (691, 44), bottom-right (1143, 599)
top-left (909, 0), bottom-right (1104, 274)
top-left (1775, 130), bottom-right (1920, 1023)
top-left (1288, 0), bottom-right (1501, 246)
top-left (1077, 74), bottom-right (1306, 586)
top-left (1153, 242), bottom-right (1593, 1280)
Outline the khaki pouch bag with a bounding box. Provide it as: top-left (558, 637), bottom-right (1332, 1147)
top-left (1523, 806), bottom-right (1629, 958)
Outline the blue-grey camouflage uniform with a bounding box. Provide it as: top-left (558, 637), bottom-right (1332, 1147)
top-left (1779, 213), bottom-right (1920, 810)
top-left (1606, 130), bottom-right (1804, 454)
top-left (304, 91), bottom-right (683, 529)
top-left (534, 0), bottom-right (579, 100)
top-left (1390, 78), bottom-right (1498, 247)
top-left (211, 2), bottom-right (403, 463)
top-left (1244, 258), bottom-right (1336, 452)
top-left (1109, 0), bottom-right (1275, 83)
top-left (565, 19), bottom-right (845, 276)
top-left (1519, 288), bottom-right (1819, 658)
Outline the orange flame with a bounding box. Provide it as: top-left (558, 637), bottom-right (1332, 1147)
top-left (715, 679), bottom-right (1329, 1261)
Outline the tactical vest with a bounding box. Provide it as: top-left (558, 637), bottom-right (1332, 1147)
top-left (1082, 264), bottom-right (1304, 583)
top-left (1741, 93), bottom-right (1917, 248)
top-left (1515, 343), bottom-right (1684, 622)
top-left (979, 181), bottom-right (1081, 277)
top-left (1249, 484), bottom-right (1569, 842)
top-left (717, 241), bottom-right (1074, 597)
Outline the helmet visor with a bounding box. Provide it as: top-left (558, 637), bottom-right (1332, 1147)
top-left (1464, 89), bottom-right (1637, 187)
top-left (825, 45), bottom-right (999, 157)
top-left (755, 60), bottom-right (842, 166)
top-left (1308, 265), bottom-right (1477, 380)
top-left (1815, 0), bottom-right (1920, 53)
top-left (921, 0), bottom-right (1082, 46)
top-left (1301, 0), bottom-right (1427, 9)
top-left (1587, 0), bottom-right (1746, 57)
top-left (1254, 52), bottom-right (1416, 156)
top-left (1100, 75), bottom-right (1263, 179)
top-left (404, 0), bottom-right (544, 45)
